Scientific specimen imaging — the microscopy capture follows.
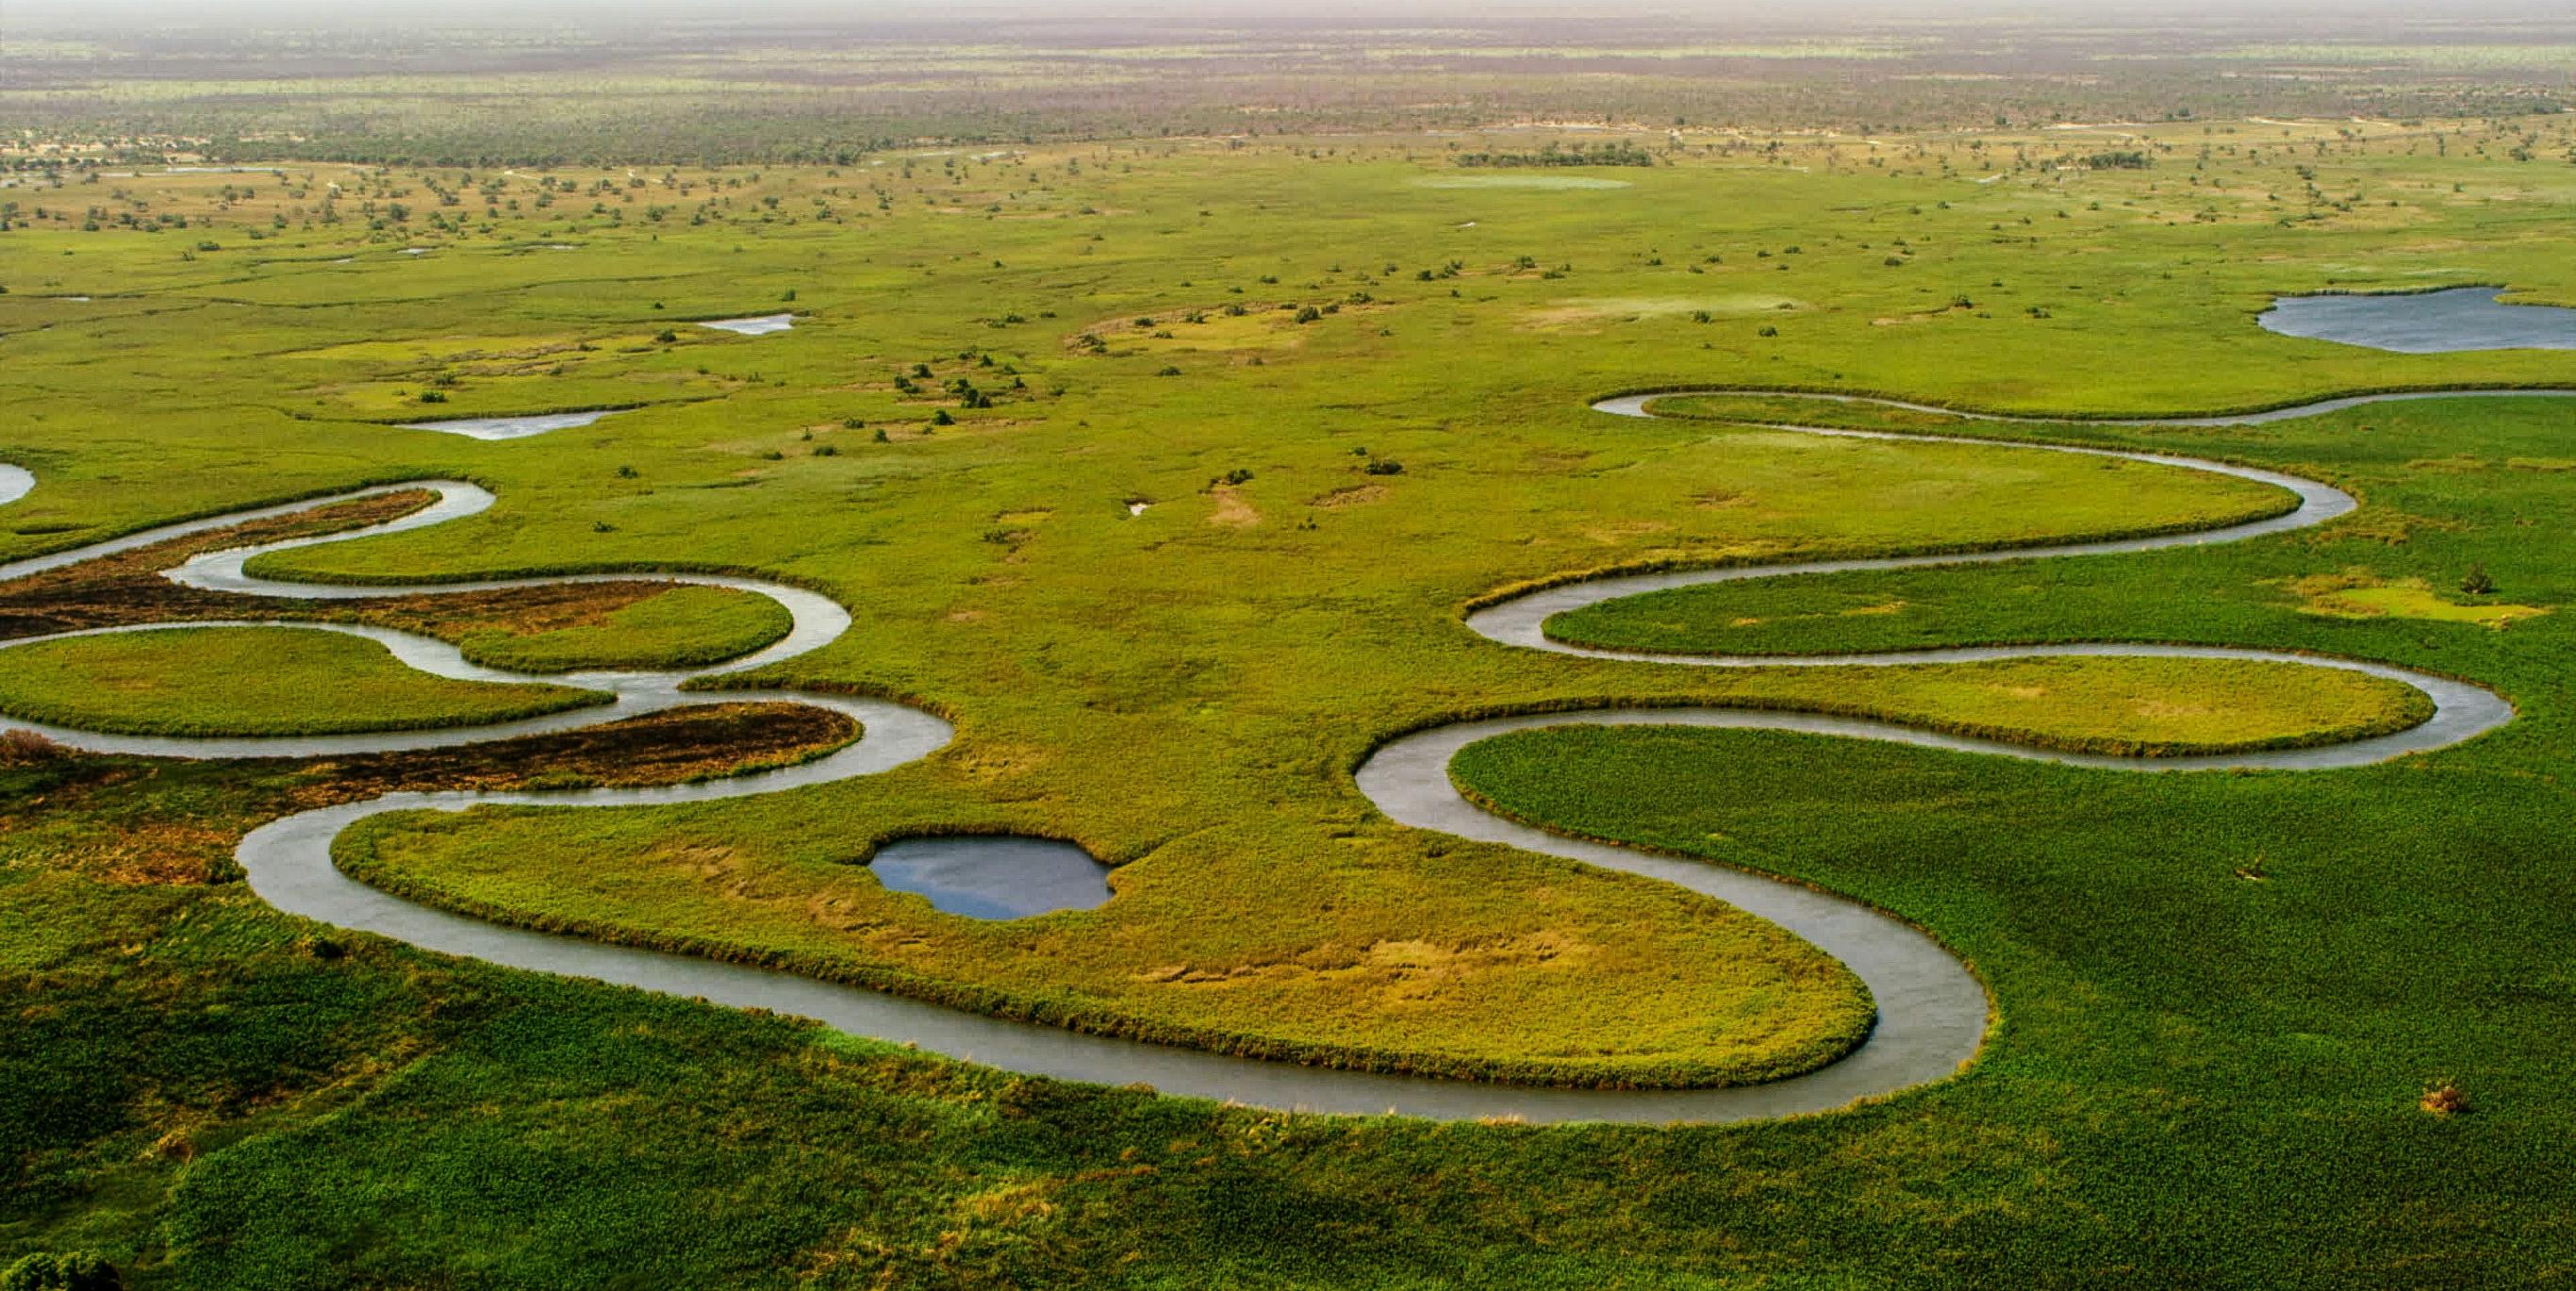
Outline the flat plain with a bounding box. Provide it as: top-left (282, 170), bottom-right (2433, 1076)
top-left (3, 100), bottom-right (2574, 1286)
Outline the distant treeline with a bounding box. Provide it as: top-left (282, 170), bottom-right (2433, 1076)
top-left (1455, 142), bottom-right (1660, 169)
top-left (1, 66), bottom-right (2561, 168)
top-left (2068, 150), bottom-right (2152, 170)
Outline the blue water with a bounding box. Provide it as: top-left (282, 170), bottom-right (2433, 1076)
top-left (869, 836), bottom-right (1113, 919)
top-left (2259, 287), bottom-right (2576, 354)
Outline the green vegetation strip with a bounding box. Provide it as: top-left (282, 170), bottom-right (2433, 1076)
top-left (332, 807), bottom-right (1876, 1090)
top-left (452, 585), bottom-right (793, 672)
top-left (0, 627), bottom-right (608, 737)
top-left (1644, 656), bottom-right (2435, 758)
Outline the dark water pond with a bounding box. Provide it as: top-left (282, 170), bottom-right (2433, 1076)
top-left (2259, 287), bottom-right (2576, 353)
top-left (870, 835), bottom-right (1112, 919)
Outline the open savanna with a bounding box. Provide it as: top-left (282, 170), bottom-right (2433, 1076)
top-left (2, 121), bottom-right (2571, 1285)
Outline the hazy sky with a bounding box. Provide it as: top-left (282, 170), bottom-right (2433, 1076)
top-left (9, 0), bottom-right (2568, 27)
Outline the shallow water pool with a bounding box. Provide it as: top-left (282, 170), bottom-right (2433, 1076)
top-left (870, 835), bottom-right (1113, 919)
top-left (2259, 287), bottom-right (2576, 353)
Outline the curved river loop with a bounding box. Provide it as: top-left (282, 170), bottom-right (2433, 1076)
top-left (0, 387), bottom-right (2539, 1124)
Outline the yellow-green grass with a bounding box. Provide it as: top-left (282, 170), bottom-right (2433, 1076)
top-left (1687, 656), bottom-right (2435, 757)
top-left (2280, 573), bottom-right (2551, 630)
top-left (1651, 390), bottom-right (1992, 430)
top-left (0, 628), bottom-right (608, 737)
top-left (2310, 584), bottom-right (2548, 628)
top-left (336, 802), bottom-right (1876, 1089)
top-left (449, 585), bottom-right (793, 672)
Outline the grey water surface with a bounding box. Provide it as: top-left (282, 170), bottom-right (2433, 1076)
top-left (699, 313), bottom-right (796, 336)
top-left (2258, 287), bottom-right (2576, 354)
top-left (396, 409), bottom-right (630, 440)
top-left (871, 836), bottom-right (1115, 919)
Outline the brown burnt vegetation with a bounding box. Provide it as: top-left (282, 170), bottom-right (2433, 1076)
top-left (0, 494), bottom-right (859, 885)
top-left (0, 488), bottom-right (706, 646)
top-left (0, 702), bottom-right (859, 886)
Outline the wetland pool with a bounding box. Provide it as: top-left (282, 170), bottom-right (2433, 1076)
top-left (2259, 287), bottom-right (2576, 353)
top-left (869, 835), bottom-right (1113, 919)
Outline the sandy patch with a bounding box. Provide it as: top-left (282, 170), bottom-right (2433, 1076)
top-left (1524, 294), bottom-right (1800, 331)
top-left (1207, 486), bottom-right (1261, 528)
top-left (1580, 519), bottom-right (1675, 544)
top-left (1310, 484), bottom-right (1388, 509)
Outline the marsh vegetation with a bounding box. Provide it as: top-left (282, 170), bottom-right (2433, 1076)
top-left (1, 16), bottom-right (2573, 1283)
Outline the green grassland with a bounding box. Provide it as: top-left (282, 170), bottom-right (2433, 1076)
top-left (0, 116), bottom-right (2571, 1284)
top-left (0, 627), bottom-right (607, 736)
top-left (438, 583), bottom-right (793, 672)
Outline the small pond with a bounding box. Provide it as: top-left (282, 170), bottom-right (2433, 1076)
top-left (870, 835), bottom-right (1113, 919)
top-left (700, 313), bottom-right (797, 336)
top-left (2258, 287), bottom-right (2576, 353)
top-left (397, 408), bottom-right (629, 440)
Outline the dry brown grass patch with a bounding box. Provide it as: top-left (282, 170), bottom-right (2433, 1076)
top-left (1206, 486), bottom-right (1261, 528)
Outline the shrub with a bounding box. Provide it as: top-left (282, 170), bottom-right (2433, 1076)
top-left (932, 409), bottom-right (954, 426)
top-left (0, 728), bottom-right (58, 765)
top-left (1363, 458), bottom-right (1405, 476)
top-left (814, 444), bottom-right (838, 456)
top-left (2, 1251), bottom-right (123, 1291)
top-left (2461, 564), bottom-right (2495, 596)
top-left (2420, 1081), bottom-right (2469, 1116)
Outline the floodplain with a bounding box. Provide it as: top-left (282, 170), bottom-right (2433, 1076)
top-left (1, 35), bottom-right (2574, 1285)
